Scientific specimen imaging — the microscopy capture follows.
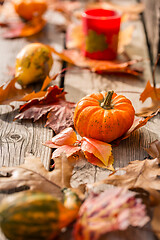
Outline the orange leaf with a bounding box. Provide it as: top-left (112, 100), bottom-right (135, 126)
top-left (20, 69), bottom-right (68, 102)
top-left (2, 17), bottom-right (46, 39)
top-left (113, 112), bottom-right (158, 145)
top-left (52, 48), bottom-right (142, 76)
top-left (51, 127), bottom-right (78, 146)
top-left (19, 90), bottom-right (46, 102)
top-left (52, 145), bottom-right (81, 159)
top-left (136, 81), bottom-right (160, 117)
top-left (81, 137), bottom-right (114, 170)
top-left (48, 45), bottom-right (74, 64)
top-left (140, 81), bottom-right (160, 103)
top-left (0, 78), bottom-right (32, 105)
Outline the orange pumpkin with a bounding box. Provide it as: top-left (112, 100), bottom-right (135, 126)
top-left (74, 91), bottom-right (135, 143)
top-left (13, 0), bottom-right (47, 21)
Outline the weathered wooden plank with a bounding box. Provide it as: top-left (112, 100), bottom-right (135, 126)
top-left (65, 18), bottom-right (159, 190)
top-left (0, 9), bottom-right (66, 240)
top-left (0, 12), bottom-right (65, 170)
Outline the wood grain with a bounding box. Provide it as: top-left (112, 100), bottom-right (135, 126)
top-left (0, 2), bottom-right (158, 240)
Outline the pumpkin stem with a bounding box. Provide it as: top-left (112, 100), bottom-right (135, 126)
top-left (101, 91), bottom-right (114, 109)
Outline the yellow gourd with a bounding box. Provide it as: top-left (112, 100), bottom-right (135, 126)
top-left (15, 43), bottom-right (53, 86)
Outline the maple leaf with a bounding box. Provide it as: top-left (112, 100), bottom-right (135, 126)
top-left (45, 100), bottom-right (75, 133)
top-left (45, 127), bottom-right (114, 170)
top-left (50, 46), bottom-right (143, 76)
top-left (74, 187), bottom-right (149, 240)
top-left (0, 77), bottom-right (32, 105)
top-left (0, 154), bottom-right (74, 199)
top-left (2, 17), bottom-right (46, 39)
top-left (136, 81), bottom-right (160, 117)
top-left (15, 85), bottom-right (75, 133)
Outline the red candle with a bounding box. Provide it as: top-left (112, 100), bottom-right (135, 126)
top-left (82, 9), bottom-right (121, 60)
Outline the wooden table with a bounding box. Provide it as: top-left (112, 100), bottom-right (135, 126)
top-left (0, 1), bottom-right (159, 239)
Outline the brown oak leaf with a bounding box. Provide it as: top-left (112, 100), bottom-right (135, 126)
top-left (0, 154), bottom-right (74, 200)
top-left (74, 187), bottom-right (149, 240)
top-left (88, 157), bottom-right (160, 197)
top-left (15, 85), bottom-right (75, 133)
top-left (145, 139), bottom-right (160, 160)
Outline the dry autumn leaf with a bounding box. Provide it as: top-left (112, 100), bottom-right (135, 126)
top-left (0, 78), bottom-right (32, 105)
top-left (15, 85), bottom-right (75, 134)
top-left (114, 113), bottom-right (158, 144)
top-left (0, 154), bottom-right (74, 200)
top-left (2, 17), bottom-right (46, 39)
top-left (74, 187), bottom-right (149, 240)
top-left (0, 65), bottom-right (64, 106)
top-left (136, 81), bottom-right (160, 117)
top-left (145, 139), bottom-right (160, 159)
top-left (45, 127), bottom-right (114, 170)
top-left (81, 137), bottom-right (114, 170)
top-left (88, 157), bottom-right (160, 197)
top-left (51, 47), bottom-right (143, 76)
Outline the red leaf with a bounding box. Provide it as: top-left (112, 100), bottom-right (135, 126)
top-left (15, 85), bottom-right (75, 134)
top-left (2, 17), bottom-right (46, 39)
top-left (45, 100), bottom-right (75, 133)
top-left (16, 85), bottom-right (63, 116)
top-left (74, 187), bottom-right (149, 240)
top-left (81, 137), bottom-right (114, 170)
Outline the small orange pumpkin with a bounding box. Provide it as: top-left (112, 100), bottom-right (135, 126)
top-left (13, 0), bottom-right (47, 21)
top-left (74, 91), bottom-right (135, 143)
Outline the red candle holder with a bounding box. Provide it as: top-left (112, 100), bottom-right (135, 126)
top-left (82, 9), bottom-right (121, 60)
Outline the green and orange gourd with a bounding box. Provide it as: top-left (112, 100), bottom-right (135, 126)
top-left (74, 91), bottom-right (135, 143)
top-left (0, 189), bottom-right (81, 240)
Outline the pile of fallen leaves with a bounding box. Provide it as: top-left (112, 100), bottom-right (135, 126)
top-left (0, 1), bottom-right (160, 239)
top-left (0, 140), bottom-right (160, 239)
